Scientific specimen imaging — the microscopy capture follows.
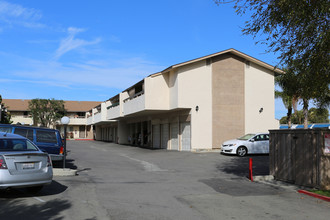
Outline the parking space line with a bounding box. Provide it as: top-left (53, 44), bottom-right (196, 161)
top-left (120, 154), bottom-right (167, 172)
top-left (33, 197), bottom-right (46, 203)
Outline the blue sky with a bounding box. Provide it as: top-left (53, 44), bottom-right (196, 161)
top-left (0, 0), bottom-right (288, 119)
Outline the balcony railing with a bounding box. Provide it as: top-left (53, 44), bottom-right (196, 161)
top-left (107, 105), bottom-right (120, 120)
top-left (107, 102), bottom-right (119, 109)
top-left (94, 112), bottom-right (102, 123)
top-left (123, 91), bottom-right (144, 103)
top-left (123, 93), bottom-right (145, 115)
top-left (68, 117), bottom-right (87, 125)
top-left (86, 116), bottom-right (93, 125)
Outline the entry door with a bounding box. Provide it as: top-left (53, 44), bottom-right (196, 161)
top-left (170, 123), bottom-right (179, 150)
top-left (79, 126), bottom-right (85, 138)
top-left (152, 125), bottom-right (161, 149)
top-left (181, 122), bottom-right (191, 151)
top-left (161, 124), bottom-right (169, 149)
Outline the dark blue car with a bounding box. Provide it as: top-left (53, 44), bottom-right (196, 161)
top-left (0, 124), bottom-right (64, 162)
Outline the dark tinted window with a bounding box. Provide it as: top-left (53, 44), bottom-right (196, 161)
top-left (0, 139), bottom-right (38, 151)
top-left (14, 128), bottom-right (27, 137)
top-left (254, 134), bottom-right (269, 141)
top-left (27, 129), bottom-right (34, 141)
top-left (0, 127), bottom-right (12, 133)
top-left (13, 128), bottom-right (34, 141)
top-left (36, 130), bottom-right (58, 143)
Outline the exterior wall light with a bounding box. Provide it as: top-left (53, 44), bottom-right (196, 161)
top-left (196, 106), bottom-right (199, 112)
top-left (259, 107), bottom-right (263, 113)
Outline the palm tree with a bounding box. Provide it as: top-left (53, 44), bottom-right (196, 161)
top-left (275, 90), bottom-right (293, 128)
top-left (275, 69), bottom-right (300, 128)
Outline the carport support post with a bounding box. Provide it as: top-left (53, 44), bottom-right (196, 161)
top-left (63, 125), bottom-right (67, 169)
top-left (249, 158), bottom-right (253, 181)
top-left (61, 116), bottom-right (70, 169)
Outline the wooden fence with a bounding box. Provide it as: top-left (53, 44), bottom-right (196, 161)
top-left (269, 128), bottom-right (330, 190)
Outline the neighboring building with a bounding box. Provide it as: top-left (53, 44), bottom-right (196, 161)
top-left (3, 99), bottom-right (101, 139)
top-left (87, 49), bottom-right (283, 151)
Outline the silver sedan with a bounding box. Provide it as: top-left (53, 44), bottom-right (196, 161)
top-left (0, 132), bottom-right (53, 192)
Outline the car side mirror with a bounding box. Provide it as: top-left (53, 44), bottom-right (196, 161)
top-left (250, 139), bottom-right (255, 142)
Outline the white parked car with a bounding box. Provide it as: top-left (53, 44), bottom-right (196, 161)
top-left (221, 133), bottom-right (270, 157)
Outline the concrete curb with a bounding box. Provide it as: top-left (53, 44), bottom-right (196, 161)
top-left (53, 168), bottom-right (78, 176)
top-left (66, 139), bottom-right (94, 141)
top-left (254, 175), bottom-right (330, 202)
top-left (192, 149), bottom-right (221, 153)
top-left (254, 175), bottom-right (274, 182)
top-left (298, 190), bottom-right (330, 202)
top-left (253, 175), bottom-right (301, 191)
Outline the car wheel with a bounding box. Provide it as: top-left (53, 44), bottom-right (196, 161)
top-left (237, 146), bottom-right (247, 157)
top-left (27, 186), bottom-right (43, 193)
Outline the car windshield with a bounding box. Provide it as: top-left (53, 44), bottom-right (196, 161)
top-left (237, 134), bottom-right (256, 140)
top-left (0, 139), bottom-right (38, 151)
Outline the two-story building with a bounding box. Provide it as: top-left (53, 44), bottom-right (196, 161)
top-left (87, 49), bottom-right (283, 151)
top-left (3, 99), bottom-right (101, 139)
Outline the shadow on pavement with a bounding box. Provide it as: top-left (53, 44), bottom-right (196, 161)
top-left (0, 180), bottom-right (68, 199)
top-left (0, 181), bottom-right (70, 220)
top-left (0, 198), bottom-right (71, 220)
top-left (217, 154), bottom-right (270, 177)
top-left (52, 159), bottom-right (78, 169)
top-left (199, 178), bottom-right (281, 197)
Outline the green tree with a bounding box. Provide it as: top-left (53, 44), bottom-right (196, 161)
top-left (279, 108), bottom-right (329, 124)
top-left (29, 99), bottom-right (66, 128)
top-left (215, 0), bottom-right (330, 127)
top-left (308, 108), bottom-right (329, 123)
top-left (0, 95), bottom-right (12, 124)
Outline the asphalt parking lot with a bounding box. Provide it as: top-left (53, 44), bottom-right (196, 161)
top-left (1, 140), bottom-right (329, 220)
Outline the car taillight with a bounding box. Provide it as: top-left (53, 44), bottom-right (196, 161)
top-left (47, 155), bottom-right (52, 167)
top-left (0, 156), bottom-right (8, 169)
top-left (60, 146), bottom-right (64, 155)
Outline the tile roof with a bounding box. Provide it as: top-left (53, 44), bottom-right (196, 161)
top-left (3, 99), bottom-right (101, 112)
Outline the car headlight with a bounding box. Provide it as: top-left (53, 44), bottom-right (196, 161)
top-left (228, 144), bottom-right (236, 147)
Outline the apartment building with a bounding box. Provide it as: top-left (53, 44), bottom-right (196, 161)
top-left (87, 49), bottom-right (282, 151)
top-left (3, 99), bottom-right (101, 139)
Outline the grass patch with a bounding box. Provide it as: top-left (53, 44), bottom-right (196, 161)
top-left (309, 190), bottom-right (330, 197)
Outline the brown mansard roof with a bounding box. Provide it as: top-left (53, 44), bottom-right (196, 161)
top-left (3, 99), bottom-right (101, 112)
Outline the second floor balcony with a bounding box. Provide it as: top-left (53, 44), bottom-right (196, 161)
top-left (123, 92), bottom-right (145, 116)
top-left (107, 103), bottom-right (120, 120)
top-left (68, 116), bottom-right (87, 125)
top-left (86, 115), bottom-right (93, 125)
top-left (94, 112), bottom-right (102, 123)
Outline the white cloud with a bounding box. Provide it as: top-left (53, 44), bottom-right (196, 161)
top-left (0, 1), bottom-right (43, 28)
top-left (1, 51), bottom-right (164, 92)
top-left (54, 27), bottom-right (101, 59)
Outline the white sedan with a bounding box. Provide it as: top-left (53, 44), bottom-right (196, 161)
top-left (221, 133), bottom-right (270, 157)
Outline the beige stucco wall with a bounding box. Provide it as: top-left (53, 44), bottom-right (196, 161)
top-left (245, 62), bottom-right (278, 133)
top-left (10, 113), bottom-right (33, 125)
top-left (175, 60), bottom-right (213, 150)
top-left (120, 92), bottom-right (129, 117)
top-left (169, 70), bottom-right (179, 109)
top-left (145, 75), bottom-right (169, 110)
top-left (212, 54), bottom-right (245, 148)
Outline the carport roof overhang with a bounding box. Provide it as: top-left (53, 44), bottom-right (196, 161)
top-left (93, 120), bottom-right (118, 126)
top-left (109, 108), bottom-right (191, 121)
